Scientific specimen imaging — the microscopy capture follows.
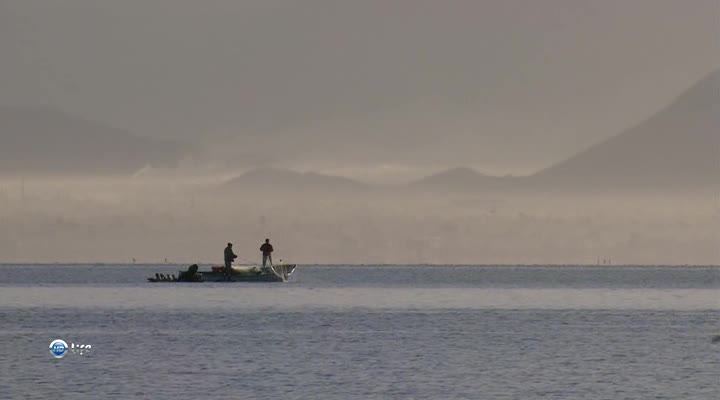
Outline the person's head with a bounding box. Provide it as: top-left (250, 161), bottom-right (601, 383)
top-left (227, 243), bottom-right (232, 247)
top-left (265, 238), bottom-right (270, 243)
top-left (189, 264), bottom-right (199, 273)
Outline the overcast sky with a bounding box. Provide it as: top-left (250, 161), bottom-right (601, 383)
top-left (1, 0), bottom-right (718, 177)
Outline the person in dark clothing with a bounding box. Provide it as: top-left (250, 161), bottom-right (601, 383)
top-left (178, 264), bottom-right (201, 282)
top-left (260, 239), bottom-right (274, 267)
top-left (224, 243), bottom-right (237, 278)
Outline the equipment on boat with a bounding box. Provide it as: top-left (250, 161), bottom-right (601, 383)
top-left (147, 263), bottom-right (296, 283)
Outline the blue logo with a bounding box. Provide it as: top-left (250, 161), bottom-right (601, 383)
top-left (49, 339), bottom-right (68, 358)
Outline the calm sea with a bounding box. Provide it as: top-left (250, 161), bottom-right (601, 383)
top-left (1, 265), bottom-right (718, 399)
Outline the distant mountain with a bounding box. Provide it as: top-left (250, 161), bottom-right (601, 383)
top-left (408, 70), bottom-right (719, 194)
top-left (0, 106), bottom-right (188, 175)
top-left (409, 167), bottom-right (523, 192)
top-left (531, 69), bottom-right (720, 191)
top-left (223, 167), bottom-right (369, 193)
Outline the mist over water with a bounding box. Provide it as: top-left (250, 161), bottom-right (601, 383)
top-left (0, 177), bottom-right (717, 265)
top-left (2, 2), bottom-right (718, 266)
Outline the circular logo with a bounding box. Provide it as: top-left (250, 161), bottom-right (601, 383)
top-left (49, 339), bottom-right (68, 358)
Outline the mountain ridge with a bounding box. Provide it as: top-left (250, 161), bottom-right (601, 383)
top-left (223, 167), bottom-right (369, 193)
top-left (412, 69), bottom-right (719, 193)
top-left (0, 106), bottom-right (188, 176)
top-left (531, 69), bottom-right (719, 191)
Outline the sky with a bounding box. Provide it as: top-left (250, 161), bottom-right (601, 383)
top-left (1, 0), bottom-right (718, 179)
top-left (0, 1), bottom-right (718, 264)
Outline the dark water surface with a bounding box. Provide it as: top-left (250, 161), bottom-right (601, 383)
top-left (1, 265), bottom-right (718, 399)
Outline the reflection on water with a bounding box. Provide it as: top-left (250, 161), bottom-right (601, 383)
top-left (2, 264), bottom-right (720, 288)
top-left (1, 265), bottom-right (719, 400)
top-left (1, 287), bottom-right (718, 311)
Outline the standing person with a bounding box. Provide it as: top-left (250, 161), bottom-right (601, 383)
top-left (224, 243), bottom-right (237, 279)
top-left (260, 239), bottom-right (274, 267)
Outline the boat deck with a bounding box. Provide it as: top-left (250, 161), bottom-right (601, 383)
top-left (148, 264), bottom-right (297, 283)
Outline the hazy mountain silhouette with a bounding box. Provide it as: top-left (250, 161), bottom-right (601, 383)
top-left (0, 106), bottom-right (188, 176)
top-left (531, 69), bottom-right (719, 191)
top-left (412, 69), bottom-right (719, 193)
top-left (409, 167), bottom-right (523, 192)
top-left (223, 167), bottom-right (369, 193)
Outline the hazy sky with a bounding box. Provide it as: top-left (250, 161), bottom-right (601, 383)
top-left (1, 0), bottom-right (718, 176)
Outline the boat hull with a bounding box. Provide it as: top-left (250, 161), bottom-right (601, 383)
top-left (148, 265), bottom-right (296, 283)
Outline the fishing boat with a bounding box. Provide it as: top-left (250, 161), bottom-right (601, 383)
top-left (147, 264), bottom-right (297, 283)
